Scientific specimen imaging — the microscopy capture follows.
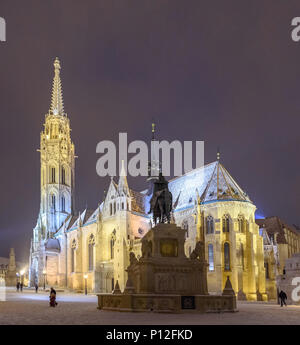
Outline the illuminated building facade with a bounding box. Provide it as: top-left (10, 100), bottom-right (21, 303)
top-left (29, 59), bottom-right (269, 301)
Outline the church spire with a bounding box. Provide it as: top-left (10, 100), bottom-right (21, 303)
top-left (118, 160), bottom-right (129, 195)
top-left (50, 57), bottom-right (65, 116)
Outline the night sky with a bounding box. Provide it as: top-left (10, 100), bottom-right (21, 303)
top-left (1, 1), bottom-right (300, 262)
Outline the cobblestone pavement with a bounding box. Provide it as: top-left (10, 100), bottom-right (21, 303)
top-left (0, 289), bottom-right (300, 325)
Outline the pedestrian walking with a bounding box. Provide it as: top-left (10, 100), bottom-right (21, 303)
top-left (35, 283), bottom-right (38, 293)
top-left (49, 287), bottom-right (58, 307)
top-left (16, 282), bottom-right (20, 292)
top-left (278, 290), bottom-right (287, 307)
top-left (20, 282), bottom-right (23, 292)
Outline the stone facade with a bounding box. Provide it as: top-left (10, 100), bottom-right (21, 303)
top-left (257, 217), bottom-right (300, 300)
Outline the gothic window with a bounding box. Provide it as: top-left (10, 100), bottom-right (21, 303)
top-left (71, 240), bottom-right (76, 273)
top-left (51, 167), bottom-right (56, 183)
top-left (222, 214), bottom-right (230, 233)
top-left (208, 244), bottom-right (214, 271)
top-left (88, 235), bottom-right (95, 271)
top-left (61, 196), bottom-right (65, 212)
top-left (110, 203), bottom-right (112, 216)
top-left (182, 220), bottom-right (189, 238)
top-left (114, 202), bottom-right (116, 214)
top-left (62, 167), bottom-right (66, 184)
top-left (264, 262), bottom-right (269, 279)
top-left (110, 233), bottom-right (115, 259)
top-left (206, 216), bottom-right (214, 234)
top-left (238, 215), bottom-right (245, 233)
top-left (240, 243), bottom-right (245, 270)
top-left (224, 242), bottom-right (230, 271)
top-left (50, 194), bottom-right (56, 209)
top-left (121, 202), bottom-right (124, 210)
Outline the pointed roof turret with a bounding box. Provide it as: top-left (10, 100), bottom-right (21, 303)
top-left (118, 160), bottom-right (130, 196)
top-left (199, 160), bottom-right (251, 203)
top-left (49, 57), bottom-right (65, 116)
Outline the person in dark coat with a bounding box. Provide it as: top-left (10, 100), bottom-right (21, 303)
top-left (20, 283), bottom-right (23, 292)
top-left (35, 283), bottom-right (38, 293)
top-left (279, 290), bottom-right (287, 307)
top-left (49, 287), bottom-right (58, 307)
top-left (16, 282), bottom-right (20, 292)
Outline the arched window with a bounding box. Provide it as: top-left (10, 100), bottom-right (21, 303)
top-left (206, 216), bottom-right (214, 234)
top-left (208, 244), bottom-right (214, 271)
top-left (62, 167), bottom-right (66, 184)
top-left (222, 214), bottom-right (230, 233)
top-left (264, 262), bottom-right (269, 279)
top-left (71, 240), bottom-right (76, 273)
top-left (182, 220), bottom-right (189, 238)
top-left (110, 203), bottom-right (112, 216)
top-left (50, 167), bottom-right (56, 183)
top-left (110, 234), bottom-right (115, 259)
top-left (88, 235), bottom-right (95, 271)
top-left (238, 215), bottom-right (245, 233)
top-left (114, 202), bottom-right (116, 214)
top-left (50, 194), bottom-right (56, 209)
top-left (224, 242), bottom-right (230, 271)
top-left (61, 196), bottom-right (65, 212)
top-left (240, 243), bottom-right (245, 270)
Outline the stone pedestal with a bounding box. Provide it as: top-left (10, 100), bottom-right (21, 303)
top-left (98, 223), bottom-right (237, 313)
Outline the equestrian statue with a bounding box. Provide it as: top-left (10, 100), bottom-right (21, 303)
top-left (149, 172), bottom-right (173, 225)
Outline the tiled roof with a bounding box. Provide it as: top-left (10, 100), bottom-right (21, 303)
top-left (130, 189), bottom-right (147, 214)
top-left (255, 217), bottom-right (300, 244)
top-left (168, 161), bottom-right (251, 211)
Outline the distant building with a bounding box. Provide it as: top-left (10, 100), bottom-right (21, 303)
top-left (0, 248), bottom-right (25, 286)
top-left (256, 217), bottom-right (300, 299)
top-left (278, 253), bottom-right (300, 305)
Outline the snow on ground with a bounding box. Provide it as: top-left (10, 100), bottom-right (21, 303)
top-left (0, 289), bottom-right (300, 325)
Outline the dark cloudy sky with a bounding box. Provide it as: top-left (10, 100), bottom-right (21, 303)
top-left (1, 0), bottom-right (300, 262)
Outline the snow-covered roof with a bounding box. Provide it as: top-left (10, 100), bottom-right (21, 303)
top-left (168, 161), bottom-right (252, 211)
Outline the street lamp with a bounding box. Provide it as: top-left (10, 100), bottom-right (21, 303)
top-left (43, 269), bottom-right (46, 290)
top-left (84, 274), bottom-right (88, 295)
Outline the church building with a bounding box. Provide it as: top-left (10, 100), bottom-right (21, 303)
top-left (29, 58), bottom-right (269, 301)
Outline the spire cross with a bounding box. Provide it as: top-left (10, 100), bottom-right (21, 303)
top-left (217, 147), bottom-right (220, 161)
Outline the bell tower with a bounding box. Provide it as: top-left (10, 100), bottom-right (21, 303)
top-left (29, 58), bottom-right (75, 287)
top-left (38, 57), bottom-right (75, 239)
